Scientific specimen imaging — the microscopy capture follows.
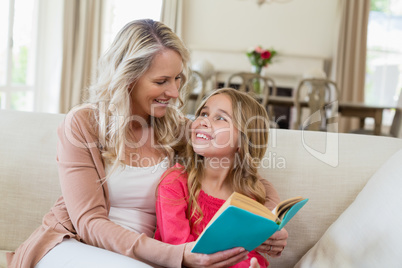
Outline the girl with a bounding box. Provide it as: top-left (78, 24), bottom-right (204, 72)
top-left (155, 88), bottom-right (285, 267)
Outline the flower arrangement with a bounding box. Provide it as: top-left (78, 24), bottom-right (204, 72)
top-left (245, 46), bottom-right (276, 94)
top-left (246, 46), bottom-right (277, 72)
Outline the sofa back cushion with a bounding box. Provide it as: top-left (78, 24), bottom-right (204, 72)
top-left (0, 110), bottom-right (65, 251)
top-left (260, 129), bottom-right (402, 268)
top-left (295, 148), bottom-right (402, 267)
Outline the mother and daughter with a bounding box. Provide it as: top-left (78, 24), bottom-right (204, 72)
top-left (7, 19), bottom-right (287, 268)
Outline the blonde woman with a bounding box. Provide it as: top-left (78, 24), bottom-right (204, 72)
top-left (155, 88), bottom-right (288, 268)
top-left (7, 20), bottom-right (287, 268)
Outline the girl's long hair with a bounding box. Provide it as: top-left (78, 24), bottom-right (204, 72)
top-left (84, 19), bottom-right (190, 177)
top-left (185, 88), bottom-right (270, 231)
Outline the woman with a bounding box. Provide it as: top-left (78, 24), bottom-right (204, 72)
top-left (7, 19), bottom-right (287, 268)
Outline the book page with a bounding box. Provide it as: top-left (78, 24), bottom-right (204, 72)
top-left (231, 192), bottom-right (278, 221)
top-left (273, 196), bottom-right (304, 220)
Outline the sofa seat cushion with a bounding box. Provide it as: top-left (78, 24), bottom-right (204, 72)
top-left (295, 148), bottom-right (402, 267)
top-left (0, 250), bottom-right (10, 268)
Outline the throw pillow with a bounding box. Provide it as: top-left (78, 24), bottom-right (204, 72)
top-left (295, 148), bottom-right (402, 268)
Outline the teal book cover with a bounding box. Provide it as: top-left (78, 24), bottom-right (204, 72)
top-left (191, 198), bottom-right (308, 254)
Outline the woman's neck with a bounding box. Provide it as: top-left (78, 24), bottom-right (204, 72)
top-left (130, 115), bottom-right (151, 130)
top-left (124, 122), bottom-right (165, 167)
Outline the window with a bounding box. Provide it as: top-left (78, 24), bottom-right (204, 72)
top-left (102, 0), bottom-right (163, 52)
top-left (0, 0), bottom-right (36, 111)
top-left (366, 0), bottom-right (402, 125)
top-left (1, 0), bottom-right (163, 112)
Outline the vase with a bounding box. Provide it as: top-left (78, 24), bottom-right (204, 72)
top-left (251, 65), bottom-right (262, 94)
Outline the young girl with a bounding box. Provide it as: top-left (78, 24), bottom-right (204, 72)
top-left (154, 88), bottom-right (283, 267)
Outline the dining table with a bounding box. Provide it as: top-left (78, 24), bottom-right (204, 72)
top-left (188, 92), bottom-right (395, 135)
top-left (268, 95), bottom-right (395, 135)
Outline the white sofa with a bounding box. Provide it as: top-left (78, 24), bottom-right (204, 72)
top-left (1, 109), bottom-right (402, 268)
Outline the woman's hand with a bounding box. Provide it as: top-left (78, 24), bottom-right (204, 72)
top-left (182, 242), bottom-right (249, 268)
top-left (254, 228), bottom-right (288, 257)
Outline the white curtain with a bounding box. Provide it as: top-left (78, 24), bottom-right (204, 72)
top-left (332, 0), bottom-right (370, 132)
top-left (160, 0), bottom-right (183, 36)
top-left (33, 0), bottom-right (63, 114)
top-left (59, 0), bottom-right (103, 113)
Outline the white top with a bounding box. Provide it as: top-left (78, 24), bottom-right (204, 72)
top-left (106, 157), bottom-right (169, 237)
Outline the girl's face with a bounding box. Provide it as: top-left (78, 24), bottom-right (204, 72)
top-left (191, 94), bottom-right (240, 159)
top-left (130, 49), bottom-right (183, 120)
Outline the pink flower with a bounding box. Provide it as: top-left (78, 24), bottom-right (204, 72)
top-left (261, 51), bottom-right (271, 60)
top-left (255, 46), bottom-right (264, 54)
top-left (246, 46), bottom-right (276, 68)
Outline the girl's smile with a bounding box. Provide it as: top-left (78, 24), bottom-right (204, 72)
top-left (191, 94), bottom-right (239, 158)
top-left (195, 131), bottom-right (213, 141)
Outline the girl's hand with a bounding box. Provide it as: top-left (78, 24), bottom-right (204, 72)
top-left (182, 242), bottom-right (249, 267)
top-left (255, 228), bottom-right (288, 257)
top-left (249, 257), bottom-right (260, 268)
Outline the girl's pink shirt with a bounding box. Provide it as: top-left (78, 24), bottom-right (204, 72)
top-left (154, 163), bottom-right (280, 267)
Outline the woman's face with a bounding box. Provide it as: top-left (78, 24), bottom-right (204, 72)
top-left (191, 94), bottom-right (240, 160)
top-left (130, 49), bottom-right (183, 120)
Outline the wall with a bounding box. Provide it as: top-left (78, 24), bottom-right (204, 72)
top-left (181, 0), bottom-right (341, 88)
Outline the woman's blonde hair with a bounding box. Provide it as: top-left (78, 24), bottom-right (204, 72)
top-left (87, 19), bottom-right (190, 175)
top-left (185, 88), bottom-right (270, 231)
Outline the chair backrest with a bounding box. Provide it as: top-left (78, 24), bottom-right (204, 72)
top-left (224, 72), bottom-right (277, 108)
top-left (294, 78), bottom-right (340, 131)
top-left (390, 91), bottom-right (402, 138)
top-left (183, 70), bottom-right (209, 115)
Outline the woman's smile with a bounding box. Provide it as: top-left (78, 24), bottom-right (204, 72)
top-left (130, 49), bottom-right (183, 119)
top-left (154, 98), bottom-right (170, 105)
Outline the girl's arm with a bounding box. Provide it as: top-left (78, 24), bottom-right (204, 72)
top-left (155, 167), bottom-right (197, 244)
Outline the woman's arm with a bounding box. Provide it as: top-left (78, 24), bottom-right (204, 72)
top-left (58, 108), bottom-right (253, 267)
top-left (258, 175), bottom-right (280, 210)
top-left (256, 174), bottom-right (288, 257)
top-left (57, 107), bottom-right (185, 267)
top-left (183, 243), bottom-right (250, 268)
top-left (254, 228), bottom-right (288, 257)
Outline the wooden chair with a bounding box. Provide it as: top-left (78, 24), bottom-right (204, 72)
top-left (350, 92), bottom-right (402, 138)
top-left (293, 78), bottom-right (340, 132)
top-left (225, 72), bottom-right (277, 107)
top-left (182, 70), bottom-right (209, 116)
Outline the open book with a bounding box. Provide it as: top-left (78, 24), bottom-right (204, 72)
top-left (191, 192), bottom-right (308, 254)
